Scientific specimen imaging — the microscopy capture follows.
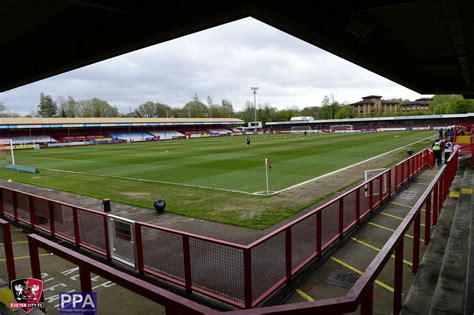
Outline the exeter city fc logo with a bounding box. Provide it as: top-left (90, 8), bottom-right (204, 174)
top-left (10, 278), bottom-right (44, 313)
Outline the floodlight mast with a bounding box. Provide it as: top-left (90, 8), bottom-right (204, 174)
top-left (251, 87), bottom-right (259, 133)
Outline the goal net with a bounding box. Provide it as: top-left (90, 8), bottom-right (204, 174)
top-left (364, 168), bottom-right (387, 197)
top-left (0, 139), bottom-right (15, 165)
top-left (291, 126), bottom-right (311, 132)
top-left (330, 124), bottom-right (354, 132)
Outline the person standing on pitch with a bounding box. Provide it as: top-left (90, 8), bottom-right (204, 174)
top-left (432, 138), bottom-right (443, 166)
top-left (246, 135), bottom-right (251, 149)
top-left (443, 138), bottom-right (453, 164)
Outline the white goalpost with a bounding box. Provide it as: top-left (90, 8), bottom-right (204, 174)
top-left (364, 168), bottom-right (386, 197)
top-left (0, 139), bottom-right (15, 165)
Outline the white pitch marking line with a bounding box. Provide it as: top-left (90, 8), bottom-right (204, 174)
top-left (41, 167), bottom-right (256, 196)
top-left (41, 134), bottom-right (433, 197)
top-left (268, 135), bottom-right (434, 196)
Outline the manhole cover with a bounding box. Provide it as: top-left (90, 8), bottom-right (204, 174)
top-left (325, 268), bottom-right (359, 289)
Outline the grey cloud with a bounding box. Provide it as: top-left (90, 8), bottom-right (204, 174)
top-left (0, 17), bottom-right (425, 115)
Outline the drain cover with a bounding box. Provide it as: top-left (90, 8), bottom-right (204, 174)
top-left (325, 268), bottom-right (359, 289)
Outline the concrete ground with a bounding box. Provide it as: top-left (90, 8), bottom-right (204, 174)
top-left (0, 229), bottom-right (165, 315)
top-left (285, 168), bottom-right (445, 314)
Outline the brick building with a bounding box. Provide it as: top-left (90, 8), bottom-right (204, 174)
top-left (351, 96), bottom-right (432, 116)
top-left (399, 98), bottom-right (432, 112)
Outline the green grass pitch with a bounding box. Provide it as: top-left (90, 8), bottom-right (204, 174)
top-left (0, 131), bottom-right (433, 228)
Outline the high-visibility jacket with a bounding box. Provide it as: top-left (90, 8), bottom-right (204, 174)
top-left (432, 141), bottom-right (442, 151)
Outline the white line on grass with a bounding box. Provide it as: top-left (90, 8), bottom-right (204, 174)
top-left (40, 134), bottom-right (433, 197)
top-left (40, 167), bottom-right (257, 195)
top-left (268, 135), bottom-right (434, 196)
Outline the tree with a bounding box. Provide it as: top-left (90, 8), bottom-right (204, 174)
top-left (38, 93), bottom-right (58, 117)
top-left (135, 101), bottom-right (172, 118)
top-left (0, 102), bottom-right (19, 117)
top-left (182, 94), bottom-right (209, 118)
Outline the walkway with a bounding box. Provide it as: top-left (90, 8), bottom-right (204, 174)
top-left (285, 168), bottom-right (449, 313)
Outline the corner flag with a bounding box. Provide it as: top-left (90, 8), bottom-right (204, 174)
top-left (265, 158), bottom-right (271, 169)
top-left (265, 158), bottom-right (271, 195)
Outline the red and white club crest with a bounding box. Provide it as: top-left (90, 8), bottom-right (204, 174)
top-left (10, 278), bottom-right (44, 313)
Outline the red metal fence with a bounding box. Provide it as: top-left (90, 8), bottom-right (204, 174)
top-left (0, 149), bottom-right (433, 309)
top-left (226, 148), bottom-right (459, 314)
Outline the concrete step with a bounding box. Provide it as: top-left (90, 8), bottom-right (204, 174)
top-left (430, 167), bottom-right (472, 315)
top-left (401, 168), bottom-right (465, 315)
top-left (465, 169), bottom-right (474, 315)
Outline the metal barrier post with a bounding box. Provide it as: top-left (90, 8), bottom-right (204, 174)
top-left (360, 283), bottom-right (374, 315)
top-left (183, 235), bottom-right (192, 294)
top-left (388, 170), bottom-right (392, 197)
top-left (28, 195), bottom-right (35, 228)
top-left (425, 196), bottom-right (431, 245)
top-left (369, 181), bottom-right (373, 211)
top-left (134, 223), bottom-right (144, 274)
top-left (356, 187), bottom-right (361, 224)
top-left (12, 191), bottom-right (17, 222)
top-left (1, 220), bottom-right (16, 283)
top-left (104, 216), bottom-right (111, 261)
top-left (438, 174), bottom-right (443, 212)
top-left (0, 188), bottom-right (4, 215)
top-left (285, 228), bottom-right (292, 279)
top-left (28, 236), bottom-right (42, 279)
top-left (433, 184), bottom-right (438, 226)
top-left (244, 248), bottom-right (252, 308)
top-left (48, 201), bottom-right (55, 237)
top-left (394, 239), bottom-right (404, 315)
top-left (395, 165), bottom-right (399, 189)
top-left (316, 211), bottom-right (322, 255)
top-left (79, 265), bottom-right (92, 292)
top-left (338, 199), bottom-right (344, 238)
top-left (72, 207), bottom-right (81, 247)
top-left (413, 213), bottom-right (420, 273)
top-left (378, 174), bottom-right (383, 204)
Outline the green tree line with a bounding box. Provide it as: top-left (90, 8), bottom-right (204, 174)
top-left (8, 93), bottom-right (474, 122)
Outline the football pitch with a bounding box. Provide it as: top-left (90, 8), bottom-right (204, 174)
top-left (0, 131), bottom-right (433, 228)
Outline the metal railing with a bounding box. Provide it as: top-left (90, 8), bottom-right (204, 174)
top-left (226, 148), bottom-right (459, 314)
top-left (0, 149), bottom-right (433, 308)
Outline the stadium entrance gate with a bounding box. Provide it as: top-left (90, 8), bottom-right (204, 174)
top-left (108, 215), bottom-right (136, 268)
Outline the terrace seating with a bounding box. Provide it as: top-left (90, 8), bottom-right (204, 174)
top-left (0, 136), bottom-right (57, 144)
top-left (108, 132), bottom-right (154, 142)
top-left (148, 131), bottom-right (185, 140)
top-left (184, 130), bottom-right (210, 138)
top-left (208, 129), bottom-right (231, 135)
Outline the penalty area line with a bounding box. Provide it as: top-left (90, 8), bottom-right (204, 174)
top-left (40, 168), bottom-right (256, 196)
top-left (270, 135), bottom-right (434, 196)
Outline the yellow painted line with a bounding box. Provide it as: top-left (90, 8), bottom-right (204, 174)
top-left (380, 212), bottom-right (425, 227)
top-left (351, 237), bottom-right (413, 267)
top-left (296, 288), bottom-right (315, 302)
top-left (368, 222), bottom-right (414, 239)
top-left (330, 257), bottom-right (394, 293)
top-left (0, 253), bottom-right (52, 261)
top-left (461, 188), bottom-right (472, 195)
top-left (450, 191), bottom-right (460, 199)
top-left (391, 202), bottom-right (412, 209)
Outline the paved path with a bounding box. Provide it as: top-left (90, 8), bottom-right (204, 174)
top-left (285, 168), bottom-right (447, 313)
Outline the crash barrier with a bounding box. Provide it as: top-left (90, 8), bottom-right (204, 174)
top-left (0, 149), bottom-right (433, 308)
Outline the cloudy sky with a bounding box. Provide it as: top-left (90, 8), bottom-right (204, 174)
top-left (0, 17), bottom-right (429, 115)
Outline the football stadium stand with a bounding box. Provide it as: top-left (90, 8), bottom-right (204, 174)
top-left (108, 132), bottom-right (155, 142)
top-left (0, 135), bottom-right (57, 145)
top-left (148, 130), bottom-right (185, 140)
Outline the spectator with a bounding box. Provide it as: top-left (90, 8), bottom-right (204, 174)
top-left (443, 138), bottom-right (453, 164)
top-left (432, 138), bottom-right (443, 166)
top-left (439, 128), bottom-right (443, 139)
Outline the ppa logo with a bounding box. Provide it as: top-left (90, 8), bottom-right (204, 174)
top-left (59, 292), bottom-right (97, 314)
top-left (10, 278), bottom-right (44, 313)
